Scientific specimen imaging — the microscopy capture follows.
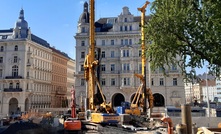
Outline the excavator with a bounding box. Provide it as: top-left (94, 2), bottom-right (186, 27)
top-left (83, 0), bottom-right (120, 124)
top-left (63, 85), bottom-right (81, 131)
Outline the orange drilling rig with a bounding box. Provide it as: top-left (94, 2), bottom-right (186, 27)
top-left (63, 86), bottom-right (81, 131)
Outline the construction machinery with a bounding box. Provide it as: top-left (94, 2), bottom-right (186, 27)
top-left (63, 86), bottom-right (81, 131)
top-left (124, 1), bottom-right (154, 117)
top-left (83, 0), bottom-right (119, 124)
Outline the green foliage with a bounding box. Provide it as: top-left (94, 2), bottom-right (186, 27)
top-left (145, 0), bottom-right (221, 76)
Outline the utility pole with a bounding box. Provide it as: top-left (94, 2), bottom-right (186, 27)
top-left (138, 1), bottom-right (150, 115)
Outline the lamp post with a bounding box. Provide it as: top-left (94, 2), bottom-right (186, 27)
top-left (206, 66), bottom-right (210, 117)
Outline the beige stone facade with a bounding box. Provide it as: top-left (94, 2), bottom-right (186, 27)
top-left (74, 3), bottom-right (185, 109)
top-left (0, 9), bottom-right (75, 116)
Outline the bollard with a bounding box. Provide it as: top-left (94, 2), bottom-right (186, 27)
top-left (181, 104), bottom-right (192, 134)
top-left (176, 123), bottom-right (187, 134)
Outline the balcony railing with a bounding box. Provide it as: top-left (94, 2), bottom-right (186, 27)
top-left (5, 76), bottom-right (23, 79)
top-left (4, 88), bottom-right (23, 92)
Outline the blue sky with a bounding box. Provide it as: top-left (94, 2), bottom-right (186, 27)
top-left (0, 0), bottom-right (153, 59)
top-left (0, 0), bottom-right (206, 74)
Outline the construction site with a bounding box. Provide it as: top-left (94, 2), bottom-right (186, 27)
top-left (0, 0), bottom-right (221, 134)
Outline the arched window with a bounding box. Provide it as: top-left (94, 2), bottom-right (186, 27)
top-left (14, 45), bottom-right (18, 51)
top-left (12, 65), bottom-right (18, 77)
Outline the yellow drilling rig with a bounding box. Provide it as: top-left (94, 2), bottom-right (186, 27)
top-left (83, 0), bottom-right (120, 124)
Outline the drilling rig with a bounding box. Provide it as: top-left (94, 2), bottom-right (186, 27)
top-left (83, 0), bottom-right (120, 124)
top-left (137, 1), bottom-right (154, 117)
top-left (125, 1), bottom-right (154, 117)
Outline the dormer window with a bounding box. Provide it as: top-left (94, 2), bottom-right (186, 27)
top-left (14, 45), bottom-right (18, 51)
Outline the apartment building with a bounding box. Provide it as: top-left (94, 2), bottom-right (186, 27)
top-left (74, 2), bottom-right (185, 108)
top-left (0, 9), bottom-right (75, 115)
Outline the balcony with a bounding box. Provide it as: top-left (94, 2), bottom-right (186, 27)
top-left (4, 88), bottom-right (23, 92)
top-left (5, 76), bottom-right (23, 79)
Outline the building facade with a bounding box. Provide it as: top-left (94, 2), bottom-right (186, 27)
top-left (50, 47), bottom-right (70, 108)
top-left (74, 2), bottom-right (185, 109)
top-left (0, 9), bottom-right (75, 116)
top-left (67, 59), bottom-right (76, 107)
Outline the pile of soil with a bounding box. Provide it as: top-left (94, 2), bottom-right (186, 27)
top-left (1, 121), bottom-right (49, 134)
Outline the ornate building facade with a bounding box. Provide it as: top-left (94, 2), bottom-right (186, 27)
top-left (74, 2), bottom-right (185, 109)
top-left (0, 9), bottom-right (75, 116)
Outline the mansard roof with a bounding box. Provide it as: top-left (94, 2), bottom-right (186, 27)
top-left (94, 16), bottom-right (151, 32)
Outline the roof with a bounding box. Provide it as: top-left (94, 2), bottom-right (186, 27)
top-left (95, 16), bottom-right (151, 32)
top-left (30, 34), bottom-right (50, 48)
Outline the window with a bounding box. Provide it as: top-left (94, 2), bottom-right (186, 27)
top-left (129, 39), bottom-right (132, 45)
top-left (123, 50), bottom-right (129, 57)
top-left (14, 45), bottom-right (18, 51)
top-left (0, 69), bottom-right (2, 77)
top-left (27, 72), bottom-right (29, 77)
top-left (101, 51), bottom-right (105, 58)
top-left (81, 27), bottom-right (85, 33)
top-left (0, 57), bottom-right (3, 63)
top-left (80, 65), bottom-right (84, 71)
top-left (151, 78), bottom-right (154, 86)
top-left (124, 18), bottom-right (127, 22)
top-left (12, 65), bottom-right (18, 77)
top-left (111, 51), bottom-right (114, 58)
top-left (125, 26), bottom-right (127, 31)
top-left (0, 46), bottom-right (4, 51)
top-left (2, 35), bottom-right (7, 39)
top-left (111, 40), bottom-right (114, 45)
top-left (14, 56), bottom-right (18, 63)
top-left (81, 52), bottom-right (85, 58)
top-left (139, 64), bottom-right (142, 72)
top-left (159, 78), bottom-right (164, 86)
top-left (111, 64), bottom-right (115, 71)
top-left (172, 65), bottom-right (177, 71)
top-left (16, 83), bottom-right (20, 89)
top-left (173, 78), bottom-right (177, 86)
top-left (111, 78), bottom-right (116, 86)
top-left (139, 50), bottom-right (142, 57)
top-left (123, 78), bottom-right (130, 86)
top-left (159, 67), bottom-right (164, 73)
top-left (129, 25), bottom-right (132, 31)
top-left (81, 41), bottom-right (85, 46)
top-left (101, 64), bottom-right (106, 71)
top-left (9, 83), bottom-right (13, 89)
top-left (123, 63), bottom-right (130, 72)
top-left (101, 78), bottom-right (106, 86)
top-left (102, 40), bottom-right (105, 46)
top-left (125, 39), bottom-right (128, 45)
top-left (81, 79), bottom-right (85, 86)
top-left (121, 39), bottom-right (123, 45)
top-left (120, 26), bottom-right (123, 31)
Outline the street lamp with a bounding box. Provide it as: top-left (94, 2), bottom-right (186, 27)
top-left (206, 66), bottom-right (210, 117)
